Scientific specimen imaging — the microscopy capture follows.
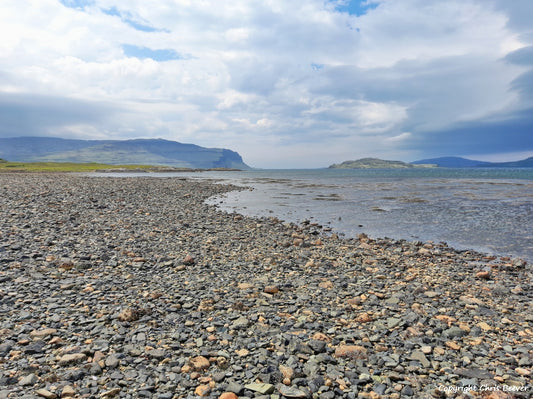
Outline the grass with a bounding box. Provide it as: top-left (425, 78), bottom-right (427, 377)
top-left (0, 160), bottom-right (165, 173)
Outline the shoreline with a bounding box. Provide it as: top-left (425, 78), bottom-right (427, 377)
top-left (201, 170), bottom-right (533, 264)
top-left (0, 174), bottom-right (531, 398)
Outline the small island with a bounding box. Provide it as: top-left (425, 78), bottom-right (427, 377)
top-left (329, 157), bottom-right (436, 169)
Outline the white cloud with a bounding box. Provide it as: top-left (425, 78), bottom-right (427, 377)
top-left (385, 132), bottom-right (411, 143)
top-left (0, 0), bottom-right (531, 167)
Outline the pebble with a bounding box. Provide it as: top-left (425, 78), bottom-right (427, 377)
top-left (58, 353), bottom-right (87, 365)
top-left (334, 345), bottom-right (368, 359)
top-left (194, 384), bottom-right (211, 396)
top-left (35, 389), bottom-right (57, 399)
top-left (410, 350), bottom-right (431, 368)
top-left (29, 328), bottom-right (57, 339)
top-left (0, 174), bottom-right (530, 399)
top-left (190, 356), bottom-right (210, 371)
top-left (244, 383), bottom-right (275, 394)
top-left (61, 385), bottom-right (76, 398)
top-left (18, 373), bottom-right (38, 386)
top-left (277, 384), bottom-right (309, 398)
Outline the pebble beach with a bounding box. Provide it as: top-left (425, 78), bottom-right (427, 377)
top-left (0, 174), bottom-right (531, 399)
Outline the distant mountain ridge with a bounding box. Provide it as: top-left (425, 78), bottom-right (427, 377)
top-left (0, 137), bottom-right (251, 170)
top-left (329, 158), bottom-right (436, 169)
top-left (412, 156), bottom-right (533, 168)
top-left (329, 156), bottom-right (533, 169)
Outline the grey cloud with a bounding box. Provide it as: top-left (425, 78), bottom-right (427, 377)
top-left (493, 0), bottom-right (533, 33)
top-left (505, 46), bottom-right (533, 65)
top-left (305, 53), bottom-right (520, 134)
top-left (0, 93), bottom-right (119, 138)
top-left (405, 108), bottom-right (533, 157)
top-left (505, 46), bottom-right (533, 103)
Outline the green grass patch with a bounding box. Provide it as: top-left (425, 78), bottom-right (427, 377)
top-left (0, 161), bottom-right (162, 173)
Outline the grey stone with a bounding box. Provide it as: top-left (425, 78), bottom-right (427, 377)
top-left (18, 374), bottom-right (38, 386)
top-left (410, 350), bottom-right (430, 368)
top-left (277, 384), bottom-right (309, 398)
top-left (231, 316), bottom-right (250, 330)
top-left (444, 327), bottom-right (468, 338)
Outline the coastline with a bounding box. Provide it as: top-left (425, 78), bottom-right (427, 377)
top-left (0, 174), bottom-right (531, 398)
top-left (200, 168), bottom-right (533, 263)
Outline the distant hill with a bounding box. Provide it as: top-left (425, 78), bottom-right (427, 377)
top-left (412, 156), bottom-right (533, 168)
top-left (490, 157), bottom-right (533, 167)
top-left (0, 137), bottom-right (251, 170)
top-left (329, 158), bottom-right (436, 169)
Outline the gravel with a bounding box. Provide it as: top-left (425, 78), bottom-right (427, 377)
top-left (0, 173), bottom-right (531, 398)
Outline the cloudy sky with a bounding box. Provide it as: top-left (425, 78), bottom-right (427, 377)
top-left (1, 0), bottom-right (532, 168)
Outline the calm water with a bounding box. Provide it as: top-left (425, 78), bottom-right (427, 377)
top-left (95, 168), bottom-right (533, 262)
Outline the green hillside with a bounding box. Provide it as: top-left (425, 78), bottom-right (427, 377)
top-left (0, 137), bottom-right (251, 170)
top-left (329, 158), bottom-right (436, 169)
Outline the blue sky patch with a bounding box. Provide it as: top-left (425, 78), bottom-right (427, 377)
top-left (122, 44), bottom-right (185, 62)
top-left (103, 7), bottom-right (160, 32)
top-left (330, 0), bottom-right (379, 16)
top-left (59, 0), bottom-right (94, 9)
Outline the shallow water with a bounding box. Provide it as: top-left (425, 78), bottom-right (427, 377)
top-left (92, 168), bottom-right (533, 262)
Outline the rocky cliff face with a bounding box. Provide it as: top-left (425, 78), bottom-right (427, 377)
top-left (0, 137), bottom-right (251, 169)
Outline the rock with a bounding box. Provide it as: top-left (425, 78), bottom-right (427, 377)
top-left (117, 308), bottom-right (140, 322)
top-left (59, 353), bottom-right (87, 365)
top-left (444, 327), bottom-right (467, 338)
top-left (244, 383), bottom-right (275, 394)
top-left (277, 384), bottom-right (309, 398)
top-left (194, 384), bottom-right (211, 397)
top-left (386, 317), bottom-right (402, 329)
top-left (334, 345), bottom-right (368, 359)
top-left (231, 316), bottom-right (249, 329)
top-left (311, 332), bottom-right (331, 342)
top-left (512, 258), bottom-right (527, 268)
top-left (235, 348), bottom-right (249, 357)
top-left (279, 365), bottom-right (295, 383)
top-left (410, 350), bottom-right (430, 368)
top-left (29, 328), bottom-right (57, 340)
top-left (455, 368), bottom-right (494, 379)
top-left (60, 385), bottom-right (76, 398)
top-left (183, 254), bottom-right (196, 265)
top-left (477, 321), bottom-right (492, 331)
top-left (100, 388), bottom-right (121, 398)
top-left (225, 381), bottom-right (244, 394)
top-left (35, 389), bottom-right (57, 399)
top-left (105, 354), bottom-right (120, 368)
top-left (237, 282), bottom-right (254, 290)
top-left (264, 285), bottom-right (279, 294)
top-left (0, 341), bottom-right (14, 356)
top-left (308, 339), bottom-right (327, 353)
top-left (355, 312), bottom-right (373, 323)
top-left (147, 348), bottom-right (166, 360)
top-left (18, 373), bottom-right (38, 386)
top-left (476, 271), bottom-right (491, 279)
top-left (190, 356), bottom-right (210, 371)
top-left (445, 341), bottom-right (461, 350)
top-left (219, 393), bottom-right (238, 399)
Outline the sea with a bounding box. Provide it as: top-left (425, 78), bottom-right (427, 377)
top-left (96, 168), bottom-right (533, 263)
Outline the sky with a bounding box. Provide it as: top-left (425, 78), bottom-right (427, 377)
top-left (0, 0), bottom-right (532, 168)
